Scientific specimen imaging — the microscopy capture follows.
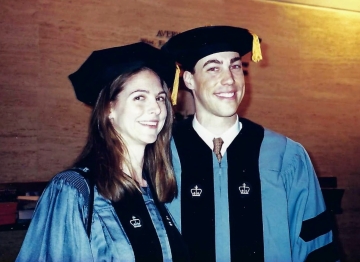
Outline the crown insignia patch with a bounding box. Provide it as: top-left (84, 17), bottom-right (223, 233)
top-left (239, 183), bottom-right (250, 195)
top-left (190, 185), bottom-right (202, 197)
top-left (130, 216), bottom-right (142, 228)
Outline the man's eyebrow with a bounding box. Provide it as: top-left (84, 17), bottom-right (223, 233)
top-left (203, 59), bottom-right (222, 68)
top-left (230, 57), bottom-right (241, 64)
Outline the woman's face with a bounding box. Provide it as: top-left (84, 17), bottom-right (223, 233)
top-left (109, 70), bottom-right (167, 147)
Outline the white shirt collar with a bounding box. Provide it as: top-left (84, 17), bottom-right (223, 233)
top-left (192, 114), bottom-right (242, 156)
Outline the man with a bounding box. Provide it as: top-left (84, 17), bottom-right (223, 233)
top-left (161, 26), bottom-right (338, 261)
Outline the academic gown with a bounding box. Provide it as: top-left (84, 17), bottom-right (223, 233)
top-left (167, 117), bottom-right (337, 262)
top-left (16, 170), bottom-right (188, 262)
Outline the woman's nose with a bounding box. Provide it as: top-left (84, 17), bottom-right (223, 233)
top-left (148, 99), bottom-right (161, 115)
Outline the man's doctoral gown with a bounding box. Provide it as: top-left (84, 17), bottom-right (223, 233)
top-left (167, 117), bottom-right (337, 262)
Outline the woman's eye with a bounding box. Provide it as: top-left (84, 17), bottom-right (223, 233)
top-left (134, 96), bottom-right (145, 101)
top-left (157, 96), bottom-right (166, 102)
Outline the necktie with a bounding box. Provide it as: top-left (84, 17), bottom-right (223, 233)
top-left (212, 137), bottom-right (224, 162)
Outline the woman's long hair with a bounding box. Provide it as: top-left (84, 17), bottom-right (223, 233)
top-left (73, 67), bottom-right (176, 202)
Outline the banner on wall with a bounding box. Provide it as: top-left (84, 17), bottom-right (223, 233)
top-left (140, 30), bottom-right (180, 48)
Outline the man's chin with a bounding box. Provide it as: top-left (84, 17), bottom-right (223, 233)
top-left (215, 111), bottom-right (238, 118)
top-left (217, 106), bottom-right (239, 116)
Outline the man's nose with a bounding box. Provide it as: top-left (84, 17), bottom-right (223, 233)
top-left (221, 68), bottom-right (235, 85)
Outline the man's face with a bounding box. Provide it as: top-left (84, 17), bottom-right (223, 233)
top-left (183, 51), bottom-right (245, 120)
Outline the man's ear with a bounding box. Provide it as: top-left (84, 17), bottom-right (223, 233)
top-left (183, 71), bottom-right (195, 90)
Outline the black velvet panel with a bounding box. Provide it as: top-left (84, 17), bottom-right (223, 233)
top-left (113, 191), bottom-right (163, 262)
top-left (305, 242), bottom-right (339, 262)
top-left (173, 118), bottom-right (216, 262)
top-left (227, 118), bottom-right (265, 261)
top-left (300, 210), bottom-right (333, 242)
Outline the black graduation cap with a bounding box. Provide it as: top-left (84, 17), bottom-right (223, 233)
top-left (69, 42), bottom-right (177, 106)
top-left (161, 25), bottom-right (262, 72)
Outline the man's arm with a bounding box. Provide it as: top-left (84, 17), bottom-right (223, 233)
top-left (281, 138), bottom-right (338, 261)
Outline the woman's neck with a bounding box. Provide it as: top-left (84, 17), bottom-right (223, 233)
top-left (123, 144), bottom-right (147, 187)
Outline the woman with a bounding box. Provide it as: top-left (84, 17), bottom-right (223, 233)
top-left (16, 42), bottom-right (188, 262)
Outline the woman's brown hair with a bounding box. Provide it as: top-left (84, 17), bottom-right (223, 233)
top-left (73, 67), bottom-right (176, 202)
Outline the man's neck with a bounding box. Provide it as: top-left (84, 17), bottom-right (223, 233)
top-left (195, 113), bottom-right (238, 136)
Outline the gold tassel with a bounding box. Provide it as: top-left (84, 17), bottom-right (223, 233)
top-left (250, 32), bottom-right (262, 63)
top-left (171, 64), bottom-right (180, 105)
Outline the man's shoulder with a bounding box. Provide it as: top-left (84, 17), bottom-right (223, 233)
top-left (262, 126), bottom-right (304, 153)
top-left (240, 117), bottom-right (298, 145)
top-left (240, 117), bottom-right (308, 159)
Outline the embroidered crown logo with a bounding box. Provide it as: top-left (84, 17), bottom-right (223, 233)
top-left (239, 183), bottom-right (250, 195)
top-left (191, 185), bottom-right (202, 197)
top-left (130, 216), bottom-right (141, 228)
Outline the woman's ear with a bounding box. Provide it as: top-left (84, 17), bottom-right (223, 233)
top-left (108, 102), bottom-right (114, 120)
top-left (183, 71), bottom-right (195, 90)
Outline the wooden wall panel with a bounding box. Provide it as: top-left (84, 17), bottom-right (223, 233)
top-left (0, 0), bottom-right (359, 260)
top-left (0, 0), bottom-right (39, 182)
top-left (267, 0), bottom-right (360, 12)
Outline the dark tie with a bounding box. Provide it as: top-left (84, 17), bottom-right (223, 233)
top-left (212, 137), bottom-right (224, 162)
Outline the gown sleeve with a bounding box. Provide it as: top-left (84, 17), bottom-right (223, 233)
top-left (281, 139), bottom-right (338, 261)
top-left (16, 171), bottom-right (93, 262)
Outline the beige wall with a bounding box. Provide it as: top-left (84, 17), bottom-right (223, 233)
top-left (1, 0), bottom-right (359, 260)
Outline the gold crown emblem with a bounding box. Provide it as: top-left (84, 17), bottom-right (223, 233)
top-left (191, 185), bottom-right (202, 197)
top-left (130, 216), bottom-right (141, 228)
top-left (239, 183), bottom-right (250, 195)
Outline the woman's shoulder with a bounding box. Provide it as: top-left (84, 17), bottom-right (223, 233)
top-left (48, 168), bottom-right (91, 198)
